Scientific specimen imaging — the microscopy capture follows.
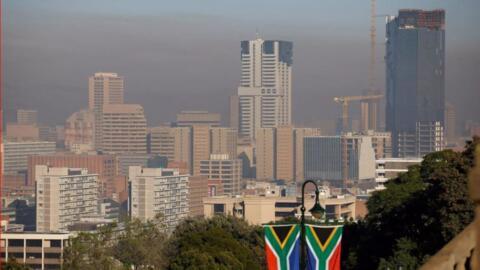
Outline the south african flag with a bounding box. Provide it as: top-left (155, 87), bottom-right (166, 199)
top-left (305, 225), bottom-right (343, 270)
top-left (264, 224), bottom-right (300, 270)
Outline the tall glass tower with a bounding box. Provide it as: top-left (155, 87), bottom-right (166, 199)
top-left (386, 9), bottom-right (445, 157)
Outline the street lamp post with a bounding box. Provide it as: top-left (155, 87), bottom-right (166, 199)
top-left (300, 180), bottom-right (325, 270)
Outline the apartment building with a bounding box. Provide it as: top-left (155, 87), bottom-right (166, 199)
top-left (35, 166), bottom-right (98, 232)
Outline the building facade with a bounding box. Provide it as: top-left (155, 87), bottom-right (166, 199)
top-left (188, 175), bottom-right (209, 217)
top-left (386, 9), bottom-right (445, 157)
top-left (175, 111), bottom-right (221, 127)
top-left (255, 128), bottom-right (276, 180)
top-left (375, 158), bottom-right (422, 190)
top-left (35, 166), bottom-right (98, 232)
top-left (101, 104), bottom-right (147, 154)
top-left (304, 135), bottom-right (376, 187)
top-left (192, 125), bottom-right (211, 176)
top-left (200, 154), bottom-right (242, 196)
top-left (210, 127), bottom-right (238, 159)
top-left (234, 38), bottom-right (293, 139)
top-left (203, 195), bottom-right (356, 225)
top-left (17, 109), bottom-right (38, 125)
top-left (2, 141), bottom-right (56, 176)
top-left (129, 166), bottom-right (189, 232)
top-left (64, 109), bottom-right (95, 153)
top-left (88, 72), bottom-right (125, 149)
top-left (28, 154), bottom-right (118, 197)
top-left (148, 126), bottom-right (191, 169)
top-left (1, 232), bottom-right (71, 270)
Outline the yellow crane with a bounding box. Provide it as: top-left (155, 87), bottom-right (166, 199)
top-left (334, 95), bottom-right (383, 132)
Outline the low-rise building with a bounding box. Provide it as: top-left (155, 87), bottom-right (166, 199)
top-left (374, 158), bottom-right (423, 190)
top-left (0, 232), bottom-right (72, 270)
top-left (203, 194), bottom-right (356, 225)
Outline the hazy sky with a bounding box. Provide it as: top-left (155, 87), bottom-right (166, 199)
top-left (4, 0), bottom-right (480, 133)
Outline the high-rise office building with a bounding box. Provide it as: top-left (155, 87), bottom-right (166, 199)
top-left (255, 128), bottom-right (276, 180)
top-left (276, 126), bottom-right (294, 181)
top-left (148, 126), bottom-right (191, 169)
top-left (129, 166), bottom-right (189, 232)
top-left (200, 154), bottom-right (242, 195)
top-left (210, 127), bottom-right (238, 159)
top-left (386, 9), bottom-right (445, 157)
top-left (255, 126), bottom-right (322, 182)
top-left (17, 109), bottom-right (38, 125)
top-left (64, 109), bottom-right (95, 153)
top-left (101, 104), bottom-right (147, 154)
top-left (175, 111), bottom-right (221, 127)
top-left (191, 125), bottom-right (211, 176)
top-left (88, 72), bottom-right (125, 149)
top-left (35, 166), bottom-right (98, 232)
top-left (235, 38), bottom-right (293, 139)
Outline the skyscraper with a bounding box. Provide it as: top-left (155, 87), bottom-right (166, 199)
top-left (234, 38), bottom-right (293, 139)
top-left (101, 104), bottom-right (147, 154)
top-left (386, 9), bottom-right (445, 157)
top-left (88, 72), bottom-right (125, 149)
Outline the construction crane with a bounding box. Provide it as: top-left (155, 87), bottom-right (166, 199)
top-left (334, 95), bottom-right (383, 132)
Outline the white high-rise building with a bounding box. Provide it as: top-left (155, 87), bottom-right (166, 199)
top-left (129, 166), bottom-right (189, 232)
top-left (235, 38), bottom-right (293, 139)
top-left (35, 166), bottom-right (98, 232)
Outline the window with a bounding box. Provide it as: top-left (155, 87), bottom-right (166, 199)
top-left (213, 204), bottom-right (225, 214)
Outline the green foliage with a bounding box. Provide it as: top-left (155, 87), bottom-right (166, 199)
top-left (378, 238), bottom-right (420, 270)
top-left (342, 138), bottom-right (478, 269)
top-left (166, 215), bottom-right (264, 270)
top-left (63, 224), bottom-right (118, 270)
top-left (63, 216), bottom-right (167, 270)
top-left (113, 216), bottom-right (167, 270)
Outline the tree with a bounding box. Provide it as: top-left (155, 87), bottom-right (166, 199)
top-left (113, 215), bottom-right (168, 270)
top-left (166, 215), bottom-right (264, 270)
top-left (342, 138), bottom-right (478, 269)
top-left (377, 238), bottom-right (420, 270)
top-left (63, 224), bottom-right (119, 270)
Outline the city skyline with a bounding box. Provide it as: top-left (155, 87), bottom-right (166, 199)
top-left (4, 1), bottom-right (480, 132)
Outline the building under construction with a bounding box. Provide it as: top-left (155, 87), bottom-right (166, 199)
top-left (386, 9), bottom-right (445, 157)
